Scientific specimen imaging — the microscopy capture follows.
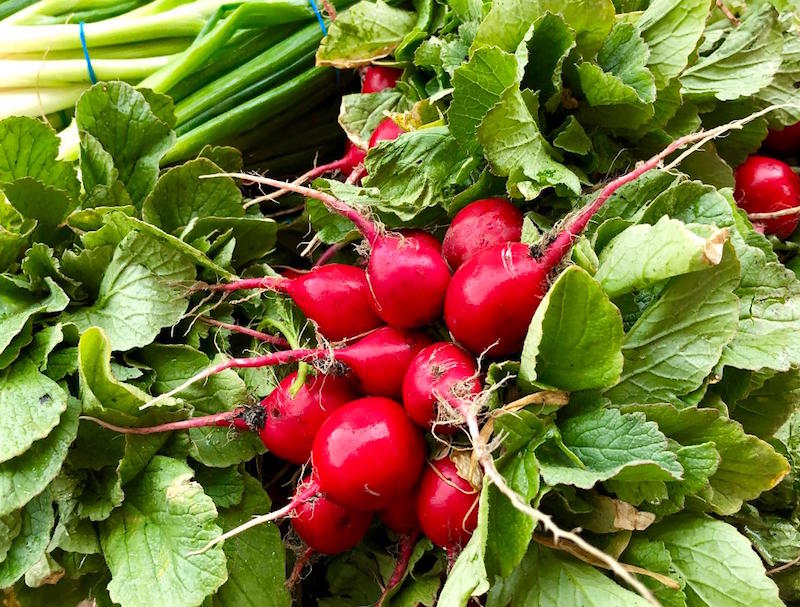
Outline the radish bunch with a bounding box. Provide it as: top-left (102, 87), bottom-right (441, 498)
top-left (91, 99), bottom-right (731, 581)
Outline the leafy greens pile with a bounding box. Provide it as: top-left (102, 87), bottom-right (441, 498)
top-left (2, 0), bottom-right (800, 606)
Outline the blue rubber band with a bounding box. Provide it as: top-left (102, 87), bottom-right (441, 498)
top-left (79, 22), bottom-right (97, 84)
top-left (307, 0), bottom-right (328, 35)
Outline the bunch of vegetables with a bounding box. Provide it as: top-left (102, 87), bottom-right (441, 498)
top-left (2, 0), bottom-right (800, 606)
top-left (0, 0), bottom-right (352, 166)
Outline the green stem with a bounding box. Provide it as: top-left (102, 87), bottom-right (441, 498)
top-left (163, 66), bottom-right (336, 164)
top-left (173, 21), bottom-right (322, 126)
top-left (262, 319), bottom-right (308, 396)
top-left (1, 55), bottom-right (172, 87)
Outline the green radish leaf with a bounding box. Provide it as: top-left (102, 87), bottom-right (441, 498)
top-left (100, 456), bottom-right (227, 607)
top-left (2, 178), bottom-right (76, 243)
top-left (486, 543), bottom-right (650, 607)
top-left (622, 404), bottom-right (790, 515)
top-left (0, 492), bottom-right (54, 588)
top-left (138, 344), bottom-right (263, 468)
top-left (577, 23), bottom-right (656, 107)
top-left (622, 538), bottom-right (688, 607)
top-left (76, 82), bottom-right (175, 205)
top-left (191, 464), bottom-right (244, 510)
top-left (364, 126), bottom-right (475, 221)
top-left (317, 0), bottom-right (417, 68)
top-left (0, 276), bottom-right (68, 355)
top-left (0, 116), bottom-right (79, 200)
top-left (182, 217), bottom-right (278, 269)
top-left (448, 46), bottom-right (520, 154)
top-left (604, 243), bottom-right (739, 405)
top-left (0, 321), bottom-right (32, 371)
top-left (339, 90), bottom-right (413, 149)
top-left (0, 358), bottom-right (68, 463)
top-left (522, 13), bottom-right (576, 111)
top-left (607, 441), bottom-right (720, 515)
top-left (733, 507), bottom-right (800, 567)
top-left (0, 510), bottom-right (21, 562)
top-left (519, 266), bottom-right (624, 392)
top-left (197, 145), bottom-right (243, 174)
top-left (645, 515), bottom-right (783, 607)
top-left (0, 397), bottom-right (79, 517)
top-left (728, 369), bottom-right (800, 439)
top-left (208, 474), bottom-right (290, 607)
top-left (537, 407), bottom-right (684, 489)
top-left (595, 218), bottom-right (729, 298)
top-left (478, 88), bottom-right (580, 200)
top-left (680, 4), bottom-right (783, 101)
top-left (24, 552), bottom-right (64, 588)
top-left (552, 116), bottom-right (591, 155)
top-left (637, 0), bottom-right (712, 89)
top-left (757, 33), bottom-right (800, 126)
top-left (472, 0), bottom-right (614, 57)
top-left (639, 178), bottom-right (735, 228)
top-left (141, 159), bottom-right (243, 234)
top-left (64, 231), bottom-right (195, 352)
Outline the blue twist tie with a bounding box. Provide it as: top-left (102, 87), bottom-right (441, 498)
top-left (307, 0), bottom-right (328, 34)
top-left (79, 22), bottom-right (97, 84)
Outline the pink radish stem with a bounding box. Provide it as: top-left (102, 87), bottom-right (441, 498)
top-left (377, 530), bottom-right (420, 606)
top-left (82, 412), bottom-right (246, 434)
top-left (198, 316), bottom-right (290, 347)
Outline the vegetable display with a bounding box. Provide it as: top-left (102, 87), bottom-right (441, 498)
top-left (2, 0), bottom-right (800, 606)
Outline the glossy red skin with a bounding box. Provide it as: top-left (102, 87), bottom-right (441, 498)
top-left (367, 230), bottom-right (451, 328)
top-left (340, 140), bottom-right (367, 174)
top-left (259, 372), bottom-right (358, 464)
top-left (445, 242), bottom-right (545, 356)
top-left (379, 491), bottom-right (419, 535)
top-left (286, 263), bottom-right (383, 341)
top-left (362, 66), bottom-right (403, 93)
top-left (336, 327), bottom-right (432, 397)
top-left (416, 458), bottom-right (479, 550)
top-left (401, 342), bottom-right (480, 431)
top-left (291, 494), bottom-right (372, 554)
top-left (442, 198), bottom-right (524, 271)
top-left (369, 117), bottom-right (405, 148)
top-left (764, 122), bottom-right (800, 156)
top-left (735, 155), bottom-right (800, 238)
top-left (312, 397), bottom-right (426, 512)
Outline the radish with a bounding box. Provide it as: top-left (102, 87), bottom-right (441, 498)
top-left (442, 198), bottom-right (524, 270)
top-left (139, 326), bottom-right (430, 409)
top-left (258, 373), bottom-right (357, 464)
top-left (210, 173), bottom-right (452, 329)
top-left (764, 121), bottom-right (800, 156)
top-left (84, 371), bottom-right (356, 465)
top-left (443, 131), bottom-right (721, 357)
top-left (312, 397), bottom-right (426, 511)
top-left (291, 491), bottom-right (373, 555)
top-left (416, 457), bottom-right (479, 550)
top-left (401, 342), bottom-right (480, 431)
top-left (368, 116), bottom-right (405, 148)
top-left (734, 155), bottom-right (800, 238)
top-left (200, 263), bottom-right (383, 341)
top-left (379, 490), bottom-right (419, 535)
top-left (367, 230), bottom-right (451, 328)
top-left (362, 66), bottom-right (403, 93)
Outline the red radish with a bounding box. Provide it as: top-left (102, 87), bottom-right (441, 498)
top-left (735, 155), bottom-right (800, 238)
top-left (312, 397), bottom-right (426, 511)
top-left (291, 493), bottom-right (372, 554)
top-left (764, 122), bottom-right (800, 156)
top-left (442, 198), bottom-right (524, 270)
top-left (223, 175), bottom-right (452, 330)
top-left (379, 491), bottom-right (419, 535)
top-left (367, 230), bottom-right (451, 328)
top-left (368, 117), bottom-right (405, 148)
top-left (416, 458), bottom-right (479, 550)
top-left (139, 326), bottom-right (430, 408)
top-left (401, 342), bottom-right (480, 431)
top-left (201, 263), bottom-right (382, 341)
top-left (84, 371), bottom-right (355, 465)
top-left (259, 373), bottom-right (357, 464)
top-left (444, 132), bottom-right (717, 357)
top-left (362, 66), bottom-right (403, 93)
